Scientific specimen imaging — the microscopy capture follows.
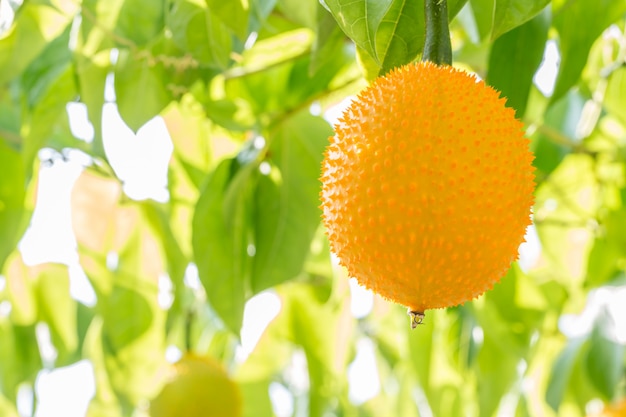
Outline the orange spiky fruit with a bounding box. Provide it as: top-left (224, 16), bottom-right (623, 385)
top-left (150, 354), bottom-right (242, 417)
top-left (320, 61), bottom-right (534, 317)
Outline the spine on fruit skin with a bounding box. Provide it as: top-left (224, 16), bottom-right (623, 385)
top-left (422, 0), bottom-right (452, 66)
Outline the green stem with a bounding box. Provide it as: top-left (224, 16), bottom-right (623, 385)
top-left (185, 308), bottom-right (195, 352)
top-left (422, 0), bottom-right (452, 65)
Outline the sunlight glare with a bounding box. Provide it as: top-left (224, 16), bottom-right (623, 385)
top-left (347, 338), bottom-right (380, 404)
top-left (34, 361), bottom-right (95, 417)
top-left (237, 291), bottom-right (281, 361)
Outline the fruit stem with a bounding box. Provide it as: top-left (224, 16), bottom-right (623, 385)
top-left (422, 0), bottom-right (452, 66)
top-left (408, 309), bottom-right (426, 329)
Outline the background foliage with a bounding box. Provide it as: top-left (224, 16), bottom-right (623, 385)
top-left (1, 0), bottom-right (626, 416)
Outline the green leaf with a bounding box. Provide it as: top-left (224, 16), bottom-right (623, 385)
top-left (115, 0), bottom-right (165, 46)
top-left (277, 0), bottom-right (318, 28)
top-left (82, 318), bottom-right (123, 416)
top-left (20, 25), bottom-right (72, 108)
top-left (0, 3), bottom-right (73, 85)
top-left (239, 380), bottom-right (275, 417)
top-left (531, 90), bottom-right (585, 179)
top-left (99, 232), bottom-right (166, 407)
top-left (207, 0), bottom-right (250, 39)
top-left (0, 392), bottom-right (18, 417)
top-left (408, 309), bottom-right (465, 417)
top-left (310, 4), bottom-right (346, 74)
top-left (551, 0), bottom-right (626, 102)
top-left (192, 158), bottom-right (258, 334)
top-left (0, 142), bottom-right (26, 271)
top-left (586, 208), bottom-right (626, 288)
top-left (248, 0), bottom-right (279, 34)
top-left (114, 49), bottom-right (172, 131)
top-left (487, 8), bottom-right (549, 118)
top-left (101, 286), bottom-right (153, 352)
top-left (322, 0), bottom-right (423, 74)
top-left (467, 0), bottom-right (549, 42)
top-left (22, 52), bottom-right (77, 172)
top-left (77, 0), bottom-right (125, 55)
top-left (375, 0), bottom-right (423, 72)
top-left (449, 0), bottom-right (470, 19)
top-left (546, 336), bottom-right (587, 411)
top-left (167, 0), bottom-right (233, 69)
top-left (477, 329), bottom-right (519, 417)
top-left (141, 201), bottom-right (189, 332)
top-left (251, 112), bottom-right (331, 293)
top-left (491, 0), bottom-right (550, 40)
top-left (604, 67), bottom-right (626, 126)
top-left (283, 283), bottom-right (348, 417)
top-left (585, 309), bottom-right (626, 399)
top-left (467, 0), bottom-right (495, 41)
top-left (225, 26), bottom-right (354, 118)
top-left (75, 50), bottom-right (110, 154)
top-left (0, 321), bottom-right (41, 401)
top-left (36, 264), bottom-right (79, 364)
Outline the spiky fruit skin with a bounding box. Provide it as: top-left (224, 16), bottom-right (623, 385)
top-left (150, 354), bottom-right (242, 417)
top-left (320, 61), bottom-right (534, 312)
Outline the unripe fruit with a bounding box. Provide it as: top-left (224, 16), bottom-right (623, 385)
top-left (150, 354), bottom-right (242, 417)
top-left (320, 61), bottom-right (534, 317)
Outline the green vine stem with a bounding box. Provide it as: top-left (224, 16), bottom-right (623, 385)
top-left (422, 0), bottom-right (452, 66)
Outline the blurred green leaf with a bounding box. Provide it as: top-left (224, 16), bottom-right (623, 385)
top-left (0, 2), bottom-right (74, 85)
top-left (484, 265), bottom-right (546, 353)
top-left (310, 4), bottom-right (346, 74)
top-left (0, 321), bottom-right (41, 401)
top-left (115, 0), bottom-right (165, 46)
top-left (277, 0), bottom-right (318, 29)
top-left (224, 26), bottom-right (353, 119)
top-left (251, 112), bottom-right (331, 292)
top-left (168, 0), bottom-right (233, 69)
top-left (396, 368), bottom-right (420, 417)
top-left (207, 0), bottom-right (250, 39)
top-left (248, 0), bottom-right (279, 34)
top-left (36, 264), bottom-right (79, 364)
top-left (101, 286), bottom-right (153, 352)
top-left (586, 208), bottom-right (626, 288)
top-left (468, 0), bottom-right (495, 41)
top-left (477, 329), bottom-right (519, 417)
top-left (239, 380), bottom-right (276, 417)
top-left (487, 9), bottom-right (549, 118)
top-left (224, 28), bottom-right (313, 113)
top-left (83, 317), bottom-right (123, 416)
top-left (283, 283), bottom-right (350, 417)
top-left (546, 336), bottom-right (587, 411)
top-left (551, 0), bottom-right (626, 102)
top-left (2, 253), bottom-right (37, 325)
top-left (408, 309), bottom-right (466, 417)
top-left (585, 309), bottom-right (625, 400)
top-left (0, 393), bottom-right (18, 417)
top-left (78, 0), bottom-right (124, 55)
top-left (75, 50), bottom-right (110, 155)
top-left (0, 143), bottom-right (26, 272)
top-left (20, 25), bottom-right (72, 107)
top-left (604, 67), bottom-right (626, 126)
top-left (114, 49), bottom-right (172, 131)
top-left (99, 236), bottom-right (166, 407)
top-left (192, 158), bottom-right (258, 333)
top-left (22, 61), bottom-right (77, 174)
top-left (531, 91), bottom-right (585, 179)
